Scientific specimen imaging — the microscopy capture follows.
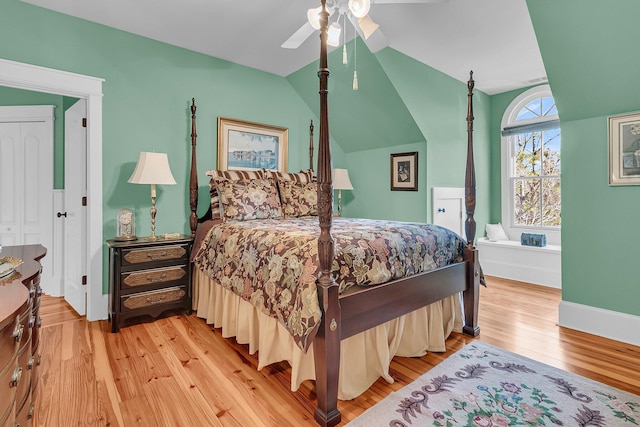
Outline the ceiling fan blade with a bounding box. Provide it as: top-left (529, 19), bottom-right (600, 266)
top-left (348, 14), bottom-right (389, 53)
top-left (373, 0), bottom-right (448, 3)
top-left (281, 22), bottom-right (315, 49)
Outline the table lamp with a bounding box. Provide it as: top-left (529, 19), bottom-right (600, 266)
top-left (333, 168), bottom-right (353, 217)
top-left (128, 152), bottom-right (176, 240)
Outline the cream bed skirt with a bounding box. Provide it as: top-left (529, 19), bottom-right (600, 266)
top-left (192, 269), bottom-right (463, 400)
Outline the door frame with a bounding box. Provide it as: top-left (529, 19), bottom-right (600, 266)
top-left (0, 58), bottom-right (106, 321)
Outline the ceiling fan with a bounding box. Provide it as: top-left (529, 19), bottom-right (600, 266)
top-left (281, 0), bottom-right (447, 54)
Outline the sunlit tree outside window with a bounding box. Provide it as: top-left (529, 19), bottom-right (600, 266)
top-left (508, 96), bottom-right (561, 227)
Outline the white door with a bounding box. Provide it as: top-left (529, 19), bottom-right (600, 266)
top-left (0, 106), bottom-right (54, 289)
top-left (432, 187), bottom-right (464, 237)
top-left (63, 99), bottom-right (87, 315)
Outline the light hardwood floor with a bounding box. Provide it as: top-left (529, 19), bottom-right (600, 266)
top-left (33, 276), bottom-right (640, 426)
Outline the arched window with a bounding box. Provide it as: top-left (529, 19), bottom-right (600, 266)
top-left (501, 85), bottom-right (560, 244)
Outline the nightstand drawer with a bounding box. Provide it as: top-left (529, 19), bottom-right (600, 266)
top-left (121, 266), bottom-right (187, 290)
top-left (122, 245), bottom-right (187, 265)
top-left (121, 286), bottom-right (187, 312)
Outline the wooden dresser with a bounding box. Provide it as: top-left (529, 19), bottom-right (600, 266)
top-left (0, 244), bottom-right (46, 427)
top-left (107, 236), bottom-right (193, 333)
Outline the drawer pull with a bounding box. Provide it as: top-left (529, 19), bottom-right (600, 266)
top-left (10, 366), bottom-right (22, 387)
top-left (37, 317), bottom-right (42, 328)
top-left (27, 355), bottom-right (35, 370)
top-left (147, 251), bottom-right (167, 260)
top-left (146, 273), bottom-right (167, 282)
top-left (27, 402), bottom-right (34, 419)
top-left (13, 323), bottom-right (24, 342)
top-left (36, 354), bottom-right (42, 366)
top-left (145, 295), bottom-right (167, 305)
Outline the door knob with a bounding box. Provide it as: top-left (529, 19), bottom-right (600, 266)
top-left (57, 212), bottom-right (67, 218)
top-left (437, 208), bottom-right (446, 213)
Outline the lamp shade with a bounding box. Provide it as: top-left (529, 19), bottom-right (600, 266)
top-left (128, 152), bottom-right (177, 185)
top-left (333, 168), bottom-right (354, 190)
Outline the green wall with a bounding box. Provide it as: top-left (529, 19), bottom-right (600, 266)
top-left (1, 0), bottom-right (319, 293)
top-left (288, 42), bottom-right (491, 234)
top-left (375, 49), bottom-right (491, 230)
top-left (0, 86), bottom-right (66, 189)
top-left (527, 0), bottom-right (640, 317)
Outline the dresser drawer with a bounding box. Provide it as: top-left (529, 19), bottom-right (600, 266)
top-left (0, 315), bottom-right (23, 378)
top-left (121, 286), bottom-right (187, 312)
top-left (121, 266), bottom-right (188, 290)
top-left (121, 245), bottom-right (187, 266)
top-left (0, 362), bottom-right (18, 426)
top-left (0, 402), bottom-right (15, 427)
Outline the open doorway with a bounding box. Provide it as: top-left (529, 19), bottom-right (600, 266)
top-left (0, 58), bottom-right (106, 321)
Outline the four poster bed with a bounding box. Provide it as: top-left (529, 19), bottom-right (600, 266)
top-left (186, 3), bottom-right (480, 426)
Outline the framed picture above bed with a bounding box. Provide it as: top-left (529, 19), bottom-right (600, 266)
top-left (390, 151), bottom-right (418, 191)
top-left (609, 112), bottom-right (640, 185)
top-left (217, 117), bottom-right (288, 171)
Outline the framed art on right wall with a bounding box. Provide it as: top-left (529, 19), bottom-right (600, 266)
top-left (390, 151), bottom-right (418, 191)
top-left (609, 112), bottom-right (640, 185)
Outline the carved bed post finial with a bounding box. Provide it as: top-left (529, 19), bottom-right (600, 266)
top-left (464, 71), bottom-right (476, 246)
top-left (189, 98), bottom-right (199, 236)
top-left (309, 119), bottom-right (315, 172)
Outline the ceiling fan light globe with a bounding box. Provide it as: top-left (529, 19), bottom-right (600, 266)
top-left (348, 0), bottom-right (370, 18)
top-left (307, 6), bottom-right (323, 30)
top-left (327, 22), bottom-right (342, 46)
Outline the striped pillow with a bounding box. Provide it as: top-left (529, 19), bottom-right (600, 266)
top-left (206, 169), bottom-right (266, 220)
top-left (266, 168), bottom-right (315, 184)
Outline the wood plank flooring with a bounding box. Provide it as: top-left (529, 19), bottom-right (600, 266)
top-left (33, 277), bottom-right (640, 426)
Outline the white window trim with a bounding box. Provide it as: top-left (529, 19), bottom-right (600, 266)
top-left (501, 84), bottom-right (561, 246)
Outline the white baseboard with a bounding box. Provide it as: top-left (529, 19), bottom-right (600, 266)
top-left (559, 301), bottom-right (640, 347)
top-left (87, 293), bottom-right (109, 322)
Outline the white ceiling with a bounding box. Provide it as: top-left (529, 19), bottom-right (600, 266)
top-left (20, 0), bottom-right (547, 95)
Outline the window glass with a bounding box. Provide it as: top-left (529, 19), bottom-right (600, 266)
top-left (503, 89), bottom-right (560, 230)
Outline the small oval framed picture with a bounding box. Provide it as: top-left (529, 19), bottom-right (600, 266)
top-left (390, 152), bottom-right (418, 191)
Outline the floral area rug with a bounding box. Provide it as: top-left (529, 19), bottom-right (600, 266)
top-left (346, 341), bottom-right (640, 426)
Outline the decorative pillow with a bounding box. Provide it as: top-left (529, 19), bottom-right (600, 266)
top-left (486, 223), bottom-right (509, 241)
top-left (206, 169), bottom-right (266, 220)
top-left (277, 180), bottom-right (318, 218)
top-left (213, 177), bottom-right (282, 221)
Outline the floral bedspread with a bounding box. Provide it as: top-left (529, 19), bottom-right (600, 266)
top-left (193, 217), bottom-right (466, 351)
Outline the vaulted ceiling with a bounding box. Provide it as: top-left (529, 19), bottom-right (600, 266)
top-left (19, 0), bottom-right (546, 96)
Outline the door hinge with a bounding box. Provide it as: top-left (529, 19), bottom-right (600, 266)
top-left (82, 196), bottom-right (87, 206)
top-left (82, 118), bottom-right (87, 128)
top-left (82, 275), bottom-right (87, 285)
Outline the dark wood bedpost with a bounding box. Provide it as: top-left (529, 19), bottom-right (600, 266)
top-left (463, 71), bottom-right (480, 337)
top-left (313, 1), bottom-right (341, 426)
top-left (309, 119), bottom-right (315, 172)
top-left (189, 98), bottom-right (199, 236)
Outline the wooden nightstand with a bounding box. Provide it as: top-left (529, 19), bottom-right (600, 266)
top-left (106, 235), bottom-right (193, 333)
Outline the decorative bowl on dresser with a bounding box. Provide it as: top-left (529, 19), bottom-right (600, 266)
top-left (106, 235), bottom-right (193, 333)
top-left (0, 244), bottom-right (46, 427)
